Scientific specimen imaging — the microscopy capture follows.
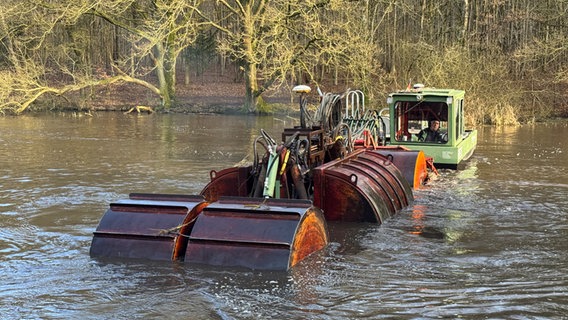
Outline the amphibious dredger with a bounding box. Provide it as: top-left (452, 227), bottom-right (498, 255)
top-left (91, 85), bottom-right (474, 270)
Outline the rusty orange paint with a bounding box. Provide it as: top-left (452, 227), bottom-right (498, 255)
top-left (413, 150), bottom-right (428, 189)
top-left (289, 207), bottom-right (329, 268)
top-left (172, 200), bottom-right (210, 261)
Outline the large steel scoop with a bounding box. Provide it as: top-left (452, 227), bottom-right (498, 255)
top-left (90, 194), bottom-right (328, 270)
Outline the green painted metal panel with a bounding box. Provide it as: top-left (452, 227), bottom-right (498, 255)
top-left (386, 86), bottom-right (476, 168)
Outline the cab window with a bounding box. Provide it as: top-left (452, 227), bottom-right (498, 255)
top-left (394, 101), bottom-right (449, 144)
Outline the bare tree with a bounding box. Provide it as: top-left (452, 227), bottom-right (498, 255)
top-left (198, 0), bottom-right (378, 113)
top-left (2, 0), bottom-right (567, 121)
top-left (0, 0), bottom-right (203, 113)
top-left (206, 0), bottom-right (292, 113)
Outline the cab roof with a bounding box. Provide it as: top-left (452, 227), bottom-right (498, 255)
top-left (389, 87), bottom-right (465, 100)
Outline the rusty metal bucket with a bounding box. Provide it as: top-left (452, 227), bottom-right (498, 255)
top-left (201, 149), bottom-right (413, 224)
top-left (312, 149), bottom-right (413, 223)
top-left (90, 194), bottom-right (328, 270)
top-left (184, 197), bottom-right (328, 270)
top-left (374, 148), bottom-right (429, 189)
top-left (89, 193), bottom-right (208, 261)
top-left (200, 166), bottom-right (253, 201)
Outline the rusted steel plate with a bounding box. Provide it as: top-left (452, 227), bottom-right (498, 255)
top-left (91, 195), bottom-right (328, 270)
top-left (185, 198), bottom-right (328, 270)
top-left (354, 153), bottom-right (411, 209)
top-left (90, 194), bottom-right (206, 261)
top-left (93, 204), bottom-right (188, 234)
top-left (90, 235), bottom-right (177, 261)
top-left (289, 206), bottom-right (329, 266)
top-left (185, 242), bottom-right (292, 270)
top-left (312, 149), bottom-right (412, 223)
top-left (342, 161), bottom-right (400, 214)
top-left (189, 211), bottom-right (300, 244)
top-left (129, 193), bottom-right (206, 202)
top-left (314, 167), bottom-right (390, 222)
top-left (200, 166), bottom-right (253, 201)
top-left (374, 149), bottom-right (428, 189)
top-left (357, 151), bottom-right (414, 206)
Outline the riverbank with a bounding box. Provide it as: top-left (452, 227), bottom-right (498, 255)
top-left (13, 77), bottom-right (568, 123)
top-left (83, 79), bottom-right (304, 115)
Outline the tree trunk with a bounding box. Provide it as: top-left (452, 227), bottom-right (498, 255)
top-left (462, 0), bottom-right (469, 47)
top-left (242, 4), bottom-right (258, 113)
top-left (184, 55), bottom-right (190, 85)
top-left (154, 42), bottom-right (176, 109)
top-left (165, 34), bottom-right (177, 105)
top-left (244, 62), bottom-right (259, 113)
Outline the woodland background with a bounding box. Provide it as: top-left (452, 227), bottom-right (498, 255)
top-left (1, 0), bottom-right (567, 125)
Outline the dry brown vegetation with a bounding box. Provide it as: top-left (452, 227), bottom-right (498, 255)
top-left (1, 0), bottom-right (567, 125)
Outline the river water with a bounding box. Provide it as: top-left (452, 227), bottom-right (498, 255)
top-left (1, 113), bottom-right (567, 319)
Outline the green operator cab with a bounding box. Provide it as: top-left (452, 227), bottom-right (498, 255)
top-left (387, 85), bottom-right (477, 169)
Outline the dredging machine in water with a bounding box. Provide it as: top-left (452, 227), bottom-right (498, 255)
top-left (90, 84), bottom-right (477, 270)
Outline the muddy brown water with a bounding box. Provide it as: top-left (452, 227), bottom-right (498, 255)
top-left (1, 113), bottom-right (567, 319)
